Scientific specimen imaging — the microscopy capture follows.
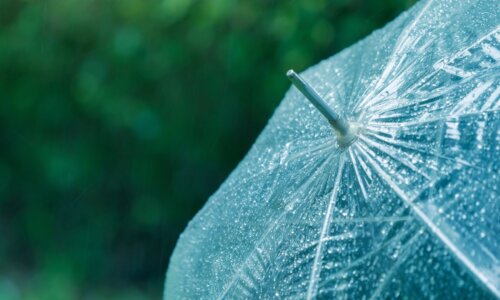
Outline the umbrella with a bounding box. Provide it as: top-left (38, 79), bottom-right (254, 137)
top-left (165, 0), bottom-right (499, 298)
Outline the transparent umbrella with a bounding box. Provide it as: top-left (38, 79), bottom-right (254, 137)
top-left (165, 0), bottom-right (499, 298)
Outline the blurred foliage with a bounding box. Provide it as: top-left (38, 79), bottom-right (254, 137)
top-left (0, 0), bottom-right (415, 298)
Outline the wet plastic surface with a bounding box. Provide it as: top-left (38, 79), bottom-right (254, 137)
top-left (165, 0), bottom-right (499, 298)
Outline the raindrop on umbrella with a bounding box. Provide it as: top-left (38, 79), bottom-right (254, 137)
top-left (165, 0), bottom-right (499, 298)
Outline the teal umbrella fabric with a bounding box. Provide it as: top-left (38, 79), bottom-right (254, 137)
top-left (165, 0), bottom-right (499, 298)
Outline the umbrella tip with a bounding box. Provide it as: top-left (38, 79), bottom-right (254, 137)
top-left (286, 68), bottom-right (358, 148)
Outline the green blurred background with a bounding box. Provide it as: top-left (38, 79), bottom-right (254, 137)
top-left (0, 0), bottom-right (415, 299)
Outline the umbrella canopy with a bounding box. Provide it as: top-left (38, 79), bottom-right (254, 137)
top-left (165, 0), bottom-right (499, 298)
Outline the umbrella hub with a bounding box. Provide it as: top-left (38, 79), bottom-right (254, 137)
top-left (334, 122), bottom-right (360, 148)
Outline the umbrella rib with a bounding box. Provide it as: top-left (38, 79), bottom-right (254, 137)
top-left (359, 135), bottom-right (432, 180)
top-left (215, 154), bottom-right (335, 300)
top-left (362, 127), bottom-right (488, 173)
top-left (356, 141), bottom-right (500, 297)
top-left (367, 67), bottom-right (496, 117)
top-left (360, 23), bottom-right (499, 116)
top-left (320, 220), bottom-right (416, 289)
top-left (355, 0), bottom-right (435, 111)
top-left (321, 226), bottom-right (418, 286)
top-left (368, 108), bottom-right (499, 128)
top-left (348, 147), bottom-right (369, 200)
top-left (306, 156), bottom-right (346, 300)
